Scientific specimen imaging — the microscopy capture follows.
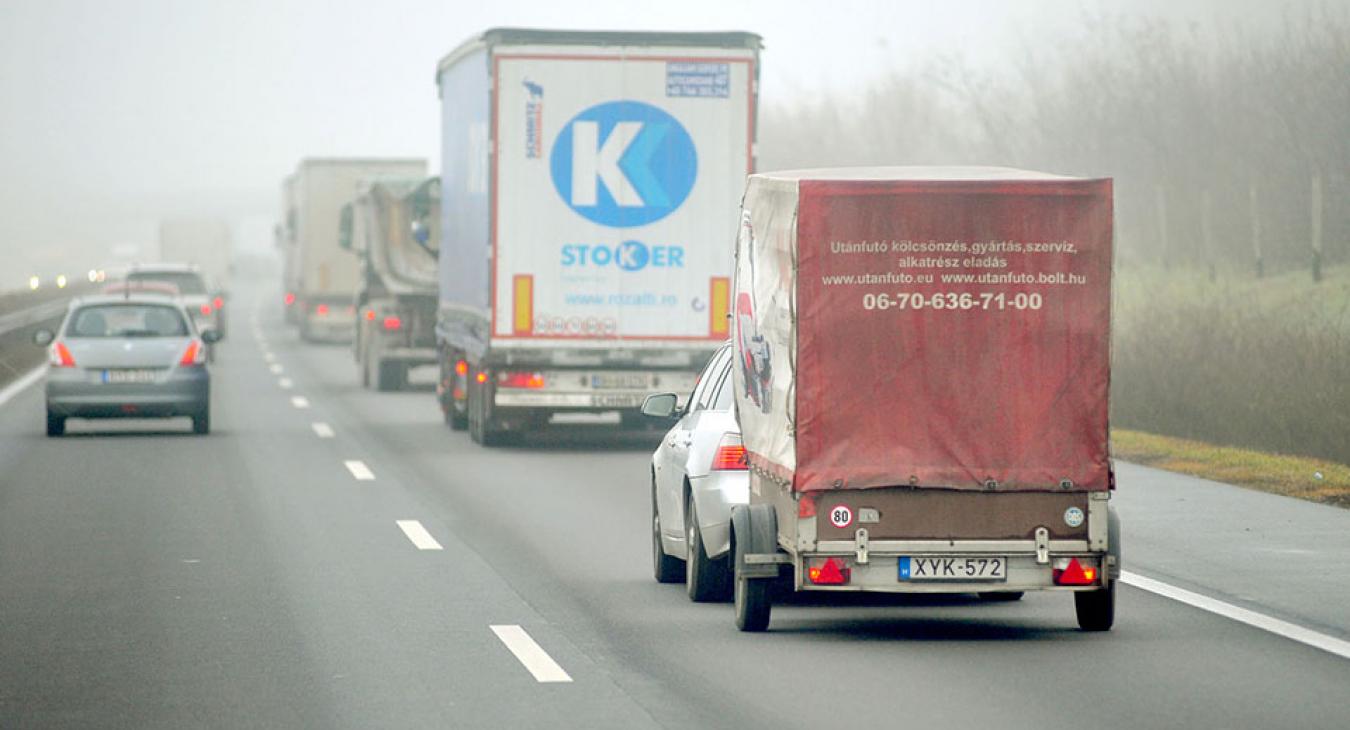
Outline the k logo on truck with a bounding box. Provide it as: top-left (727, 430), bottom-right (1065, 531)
top-left (550, 100), bottom-right (697, 227)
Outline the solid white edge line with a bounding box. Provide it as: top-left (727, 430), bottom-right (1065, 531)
top-left (1121, 571), bottom-right (1350, 660)
top-left (290, 396), bottom-right (310, 409)
top-left (343, 459), bottom-right (375, 481)
top-left (0, 366), bottom-right (45, 408)
top-left (395, 520), bottom-right (443, 551)
top-left (311, 422), bottom-right (335, 438)
top-left (490, 625), bottom-right (573, 683)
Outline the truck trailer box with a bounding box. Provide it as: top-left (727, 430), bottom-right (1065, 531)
top-left (434, 28), bottom-right (761, 442)
top-left (729, 166), bottom-right (1119, 632)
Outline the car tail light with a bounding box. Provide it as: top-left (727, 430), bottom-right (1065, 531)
top-left (807, 557), bottom-right (851, 585)
top-left (199, 303), bottom-right (212, 316)
top-left (455, 359), bottom-right (468, 376)
top-left (284, 292), bottom-right (295, 306)
top-left (213, 296), bottom-right (224, 310)
top-left (797, 493), bottom-right (817, 518)
top-left (382, 315), bottom-right (402, 331)
top-left (711, 433), bottom-right (747, 471)
top-left (497, 371), bottom-right (545, 389)
top-left (179, 339), bottom-right (207, 366)
top-left (1053, 557), bottom-right (1099, 586)
top-left (49, 341), bottom-right (76, 368)
top-left (315, 303), bottom-right (329, 315)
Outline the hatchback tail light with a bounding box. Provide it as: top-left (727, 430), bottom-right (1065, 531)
top-left (179, 339), bottom-right (207, 366)
top-left (49, 341), bottom-right (76, 368)
top-left (711, 433), bottom-right (747, 471)
top-left (497, 371), bottom-right (545, 389)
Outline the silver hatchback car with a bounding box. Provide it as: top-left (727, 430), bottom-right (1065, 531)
top-left (643, 343), bottom-right (749, 602)
top-left (35, 294), bottom-right (219, 436)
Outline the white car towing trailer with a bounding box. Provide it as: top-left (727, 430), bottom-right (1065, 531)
top-left (728, 167), bottom-right (1120, 632)
top-left (433, 28), bottom-right (760, 444)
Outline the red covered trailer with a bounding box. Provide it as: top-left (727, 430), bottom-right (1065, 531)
top-left (729, 167), bottom-right (1119, 632)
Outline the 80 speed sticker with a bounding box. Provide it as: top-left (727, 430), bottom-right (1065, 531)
top-left (828, 505), bottom-right (853, 528)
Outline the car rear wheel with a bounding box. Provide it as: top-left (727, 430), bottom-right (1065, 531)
top-left (46, 411), bottom-right (65, 437)
top-left (652, 483), bottom-right (684, 584)
top-left (1075, 580), bottom-right (1116, 631)
top-left (192, 408), bottom-right (210, 435)
top-left (686, 494), bottom-right (731, 602)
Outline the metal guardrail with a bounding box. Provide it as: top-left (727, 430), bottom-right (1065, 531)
top-left (0, 299), bottom-right (68, 337)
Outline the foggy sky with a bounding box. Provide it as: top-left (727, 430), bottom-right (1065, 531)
top-left (0, 0), bottom-right (1309, 287)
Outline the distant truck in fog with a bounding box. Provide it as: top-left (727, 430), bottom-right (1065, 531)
top-left (277, 158), bottom-right (426, 341)
top-left (433, 28), bottom-right (762, 444)
top-left (340, 176), bottom-right (440, 391)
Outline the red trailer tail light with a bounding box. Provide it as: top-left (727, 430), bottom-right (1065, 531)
top-left (213, 296), bottom-right (224, 310)
top-left (711, 433), bottom-right (747, 471)
top-left (284, 292), bottom-right (295, 306)
top-left (1053, 557), bottom-right (1099, 586)
top-left (50, 341), bottom-right (76, 368)
top-left (179, 340), bottom-right (206, 366)
top-left (807, 557), bottom-right (851, 585)
top-left (381, 316), bottom-right (402, 331)
top-left (454, 359), bottom-right (469, 376)
top-left (497, 371), bottom-right (545, 389)
top-left (315, 303), bottom-right (329, 315)
top-left (199, 303), bottom-right (212, 316)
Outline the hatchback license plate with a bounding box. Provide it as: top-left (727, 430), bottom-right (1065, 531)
top-left (103, 369), bottom-right (158, 384)
top-left (900, 556), bottom-right (1006, 581)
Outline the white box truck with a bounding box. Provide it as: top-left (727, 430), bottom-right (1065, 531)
top-left (433, 28), bottom-right (761, 444)
top-left (279, 158), bottom-right (426, 341)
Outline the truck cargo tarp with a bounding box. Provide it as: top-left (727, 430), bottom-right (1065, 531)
top-left (733, 167), bottom-right (1113, 493)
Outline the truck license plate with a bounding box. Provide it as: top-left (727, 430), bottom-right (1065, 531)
top-left (103, 369), bottom-right (158, 384)
top-left (591, 374), bottom-right (649, 389)
top-left (592, 394), bottom-right (645, 408)
top-left (899, 556), bottom-right (1006, 581)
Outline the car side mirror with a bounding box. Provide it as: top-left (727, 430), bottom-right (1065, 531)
top-left (33, 329), bottom-right (54, 346)
top-left (200, 329), bottom-right (222, 344)
top-left (641, 392), bottom-right (680, 419)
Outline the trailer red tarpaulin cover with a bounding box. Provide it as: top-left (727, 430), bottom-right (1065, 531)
top-left (731, 167), bottom-right (1114, 494)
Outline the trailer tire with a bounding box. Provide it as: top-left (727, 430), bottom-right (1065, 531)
top-left (731, 504), bottom-right (776, 632)
top-left (652, 481), bottom-right (684, 584)
top-left (1075, 580), bottom-right (1116, 631)
top-left (685, 492), bottom-right (731, 602)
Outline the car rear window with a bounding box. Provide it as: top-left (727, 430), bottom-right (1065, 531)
top-left (127, 271), bottom-right (207, 295)
top-left (68, 304), bottom-right (189, 338)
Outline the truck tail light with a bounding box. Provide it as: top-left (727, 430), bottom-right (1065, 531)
top-left (200, 303), bottom-right (212, 316)
top-left (498, 371), bottom-right (545, 389)
top-left (455, 359), bottom-right (468, 376)
top-left (315, 304), bottom-right (329, 315)
top-left (475, 371), bottom-right (488, 384)
top-left (365, 309), bottom-right (376, 321)
top-left (382, 315), bottom-right (402, 332)
top-left (807, 557), bottom-right (851, 585)
top-left (711, 433), bottom-right (747, 471)
top-left (213, 296), bottom-right (224, 310)
top-left (284, 292), bottom-right (295, 306)
top-left (179, 340), bottom-right (206, 366)
top-left (50, 341), bottom-right (76, 368)
top-left (1053, 557), bottom-right (1099, 586)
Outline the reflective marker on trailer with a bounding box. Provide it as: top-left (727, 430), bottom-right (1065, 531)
top-left (1053, 557), bottom-right (1099, 586)
top-left (807, 557), bottom-right (851, 585)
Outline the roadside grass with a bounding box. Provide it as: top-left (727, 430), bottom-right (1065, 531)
top-left (1113, 428), bottom-right (1350, 508)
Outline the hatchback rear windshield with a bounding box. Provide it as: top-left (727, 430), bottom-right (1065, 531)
top-left (67, 304), bottom-right (189, 338)
top-left (127, 271), bottom-right (207, 295)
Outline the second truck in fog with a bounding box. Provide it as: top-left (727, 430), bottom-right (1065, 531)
top-left (433, 28), bottom-right (761, 444)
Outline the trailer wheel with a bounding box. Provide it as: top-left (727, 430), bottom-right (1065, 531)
top-left (731, 505), bottom-right (774, 632)
top-left (685, 492), bottom-right (731, 602)
top-left (652, 481), bottom-right (684, 583)
top-left (1075, 580), bottom-right (1116, 631)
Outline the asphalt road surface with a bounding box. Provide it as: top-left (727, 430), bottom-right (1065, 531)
top-left (2, 286), bottom-right (1348, 729)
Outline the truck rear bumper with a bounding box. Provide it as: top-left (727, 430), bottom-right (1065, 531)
top-left (379, 346), bottom-right (437, 365)
top-left (494, 391), bottom-right (648, 409)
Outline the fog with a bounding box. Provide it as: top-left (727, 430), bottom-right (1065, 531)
top-left (0, 0), bottom-right (1311, 286)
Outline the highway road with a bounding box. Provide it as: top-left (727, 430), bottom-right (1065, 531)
top-left (2, 284), bottom-right (1349, 729)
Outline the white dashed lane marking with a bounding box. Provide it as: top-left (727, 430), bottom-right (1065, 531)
top-left (396, 520), bottom-right (443, 550)
top-left (344, 460), bottom-right (375, 481)
top-left (290, 396), bottom-right (310, 409)
top-left (490, 625), bottom-right (573, 683)
top-left (278, 378), bottom-right (293, 389)
top-left (311, 422), bottom-right (335, 438)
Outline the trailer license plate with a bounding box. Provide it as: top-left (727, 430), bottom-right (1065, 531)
top-left (103, 369), bottom-right (158, 384)
top-left (591, 374), bottom-right (649, 389)
top-left (899, 556), bottom-right (1006, 581)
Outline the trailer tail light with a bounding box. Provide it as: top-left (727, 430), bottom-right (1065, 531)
top-left (284, 292), bottom-right (295, 306)
top-left (381, 316), bottom-right (402, 332)
top-left (50, 341), bottom-right (76, 368)
top-left (199, 303), bottom-right (212, 316)
top-left (498, 371), bottom-right (545, 389)
top-left (711, 433), bottom-right (747, 471)
top-left (213, 296), bottom-right (224, 310)
top-left (1053, 557), bottom-right (1099, 586)
top-left (797, 493), bottom-right (817, 518)
top-left (315, 304), bottom-right (329, 316)
top-left (179, 340), bottom-right (206, 366)
top-left (455, 359), bottom-right (468, 376)
top-left (807, 557), bottom-right (851, 585)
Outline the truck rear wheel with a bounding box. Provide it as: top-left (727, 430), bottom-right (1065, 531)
top-left (686, 493), bottom-right (731, 601)
top-left (1075, 580), bottom-right (1116, 631)
top-left (376, 360), bottom-right (405, 392)
top-left (468, 377), bottom-right (508, 446)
